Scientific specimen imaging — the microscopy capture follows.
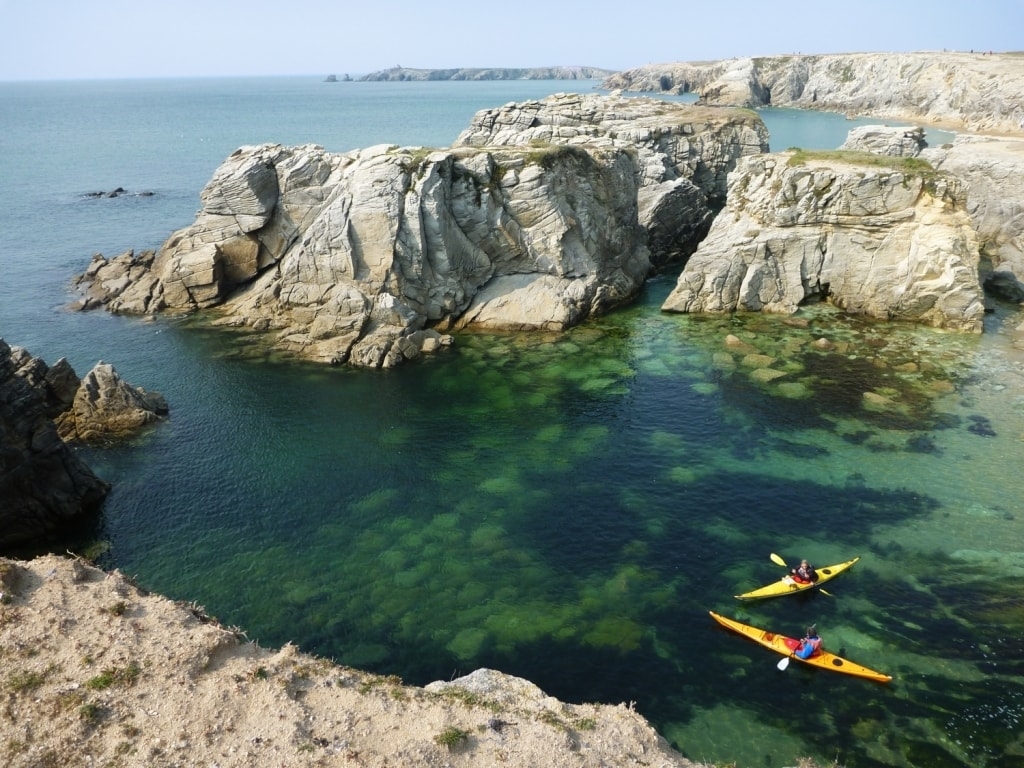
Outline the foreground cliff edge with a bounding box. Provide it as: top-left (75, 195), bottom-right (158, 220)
top-left (0, 554), bottom-right (701, 768)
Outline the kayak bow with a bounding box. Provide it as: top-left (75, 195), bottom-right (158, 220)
top-left (735, 556), bottom-right (860, 600)
top-left (709, 611), bottom-right (892, 683)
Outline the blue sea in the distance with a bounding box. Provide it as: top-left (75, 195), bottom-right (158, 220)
top-left (2, 76), bottom-right (1023, 768)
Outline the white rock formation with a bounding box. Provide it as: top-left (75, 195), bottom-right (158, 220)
top-left (662, 151), bottom-right (985, 332)
top-left (923, 134), bottom-right (1024, 301)
top-left (73, 95), bottom-right (769, 367)
top-left (604, 52), bottom-right (1024, 135)
top-left (840, 125), bottom-right (927, 157)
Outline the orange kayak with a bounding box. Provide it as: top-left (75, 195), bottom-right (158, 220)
top-left (709, 611), bottom-right (892, 683)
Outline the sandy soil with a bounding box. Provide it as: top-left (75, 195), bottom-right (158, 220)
top-left (0, 554), bottom-right (703, 768)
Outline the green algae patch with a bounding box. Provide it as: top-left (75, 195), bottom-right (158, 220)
top-left (447, 627), bottom-right (490, 660)
top-left (583, 616), bottom-right (644, 651)
top-left (478, 475), bottom-right (523, 495)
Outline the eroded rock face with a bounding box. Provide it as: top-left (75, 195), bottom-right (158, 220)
top-left (923, 134), bottom-right (1024, 302)
top-left (453, 92), bottom-right (769, 266)
top-left (54, 362), bottom-right (169, 444)
top-left (604, 52), bottom-right (1024, 135)
top-left (662, 152), bottom-right (985, 332)
top-left (0, 341), bottom-right (109, 547)
top-left (840, 125), bottom-right (927, 157)
top-left (71, 95), bottom-right (770, 368)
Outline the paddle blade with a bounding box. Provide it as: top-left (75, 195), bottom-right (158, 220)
top-left (770, 553), bottom-right (788, 568)
top-left (777, 656), bottom-right (790, 671)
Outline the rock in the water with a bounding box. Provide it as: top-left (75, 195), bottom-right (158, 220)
top-left (0, 341), bottom-right (109, 546)
top-left (55, 362), bottom-right (168, 444)
top-left (70, 94), bottom-right (769, 368)
top-left (662, 151), bottom-right (985, 332)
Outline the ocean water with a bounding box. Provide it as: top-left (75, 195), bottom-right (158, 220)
top-left (1, 77), bottom-right (1023, 768)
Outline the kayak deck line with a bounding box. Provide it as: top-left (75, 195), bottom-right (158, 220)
top-left (709, 611), bottom-right (893, 683)
top-left (734, 556), bottom-right (861, 600)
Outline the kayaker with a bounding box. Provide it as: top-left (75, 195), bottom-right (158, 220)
top-left (796, 625), bottom-right (822, 659)
top-left (790, 559), bottom-right (818, 584)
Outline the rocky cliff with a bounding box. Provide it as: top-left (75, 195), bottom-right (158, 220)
top-left (603, 52), bottom-right (1024, 135)
top-left (72, 95), bottom-right (768, 368)
top-left (923, 134), bottom-right (1024, 301)
top-left (0, 342), bottom-right (109, 547)
top-left (360, 66), bottom-right (616, 81)
top-left (0, 341), bottom-right (168, 547)
top-left (0, 553), bottom-right (700, 768)
top-left (662, 151), bottom-right (985, 331)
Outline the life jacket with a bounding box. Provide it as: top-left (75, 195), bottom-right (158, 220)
top-left (796, 635), bottom-right (822, 659)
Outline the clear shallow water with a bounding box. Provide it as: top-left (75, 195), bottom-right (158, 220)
top-left (1, 78), bottom-right (1023, 768)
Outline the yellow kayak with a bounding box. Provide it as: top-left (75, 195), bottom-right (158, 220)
top-left (734, 556), bottom-right (860, 600)
top-left (709, 611), bottom-right (893, 683)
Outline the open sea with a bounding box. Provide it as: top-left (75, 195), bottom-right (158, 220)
top-left (2, 76), bottom-right (1023, 768)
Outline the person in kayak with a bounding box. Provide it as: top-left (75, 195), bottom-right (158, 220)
top-left (796, 625), bottom-right (822, 659)
top-left (790, 559), bottom-right (818, 584)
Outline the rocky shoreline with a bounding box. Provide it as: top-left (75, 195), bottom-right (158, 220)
top-left (0, 554), bottom-right (702, 768)
top-left (602, 51), bottom-right (1024, 136)
top-left (5, 49), bottom-right (1024, 768)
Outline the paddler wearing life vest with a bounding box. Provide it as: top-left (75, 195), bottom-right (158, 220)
top-left (796, 625), bottom-right (822, 659)
top-left (790, 558), bottom-right (818, 584)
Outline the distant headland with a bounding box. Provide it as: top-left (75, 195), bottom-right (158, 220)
top-left (358, 65), bottom-right (616, 81)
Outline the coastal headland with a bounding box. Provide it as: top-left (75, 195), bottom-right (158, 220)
top-left (4, 49), bottom-right (1024, 768)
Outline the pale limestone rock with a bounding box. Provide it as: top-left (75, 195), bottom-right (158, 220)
top-left (453, 92), bottom-right (768, 266)
top-left (663, 152), bottom-right (985, 332)
top-left (76, 137), bottom-right (654, 367)
top-left (923, 134), bottom-right (1024, 301)
top-left (72, 94), bottom-right (770, 367)
top-left (606, 52), bottom-right (1024, 135)
top-left (840, 125), bottom-right (927, 157)
top-left (695, 57), bottom-right (769, 107)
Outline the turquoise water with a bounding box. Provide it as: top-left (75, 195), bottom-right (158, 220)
top-left (1, 78), bottom-right (1022, 768)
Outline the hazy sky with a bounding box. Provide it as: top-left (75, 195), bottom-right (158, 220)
top-left (1, 0), bottom-right (1021, 81)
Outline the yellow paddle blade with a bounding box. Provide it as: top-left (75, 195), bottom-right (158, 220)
top-left (770, 553), bottom-right (788, 567)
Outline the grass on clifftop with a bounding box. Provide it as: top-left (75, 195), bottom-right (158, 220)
top-left (785, 149), bottom-right (933, 173)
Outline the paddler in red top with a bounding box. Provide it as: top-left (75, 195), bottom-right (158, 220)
top-left (790, 559), bottom-right (818, 584)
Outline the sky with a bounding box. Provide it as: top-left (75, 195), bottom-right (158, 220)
top-left (1, 0), bottom-right (1022, 81)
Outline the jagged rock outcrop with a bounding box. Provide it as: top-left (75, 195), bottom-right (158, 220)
top-left (840, 125), bottom-right (926, 157)
top-left (72, 95), bottom-right (769, 367)
top-left (74, 141), bottom-right (651, 366)
top-left (604, 52), bottom-right (1024, 135)
top-left (453, 92), bottom-right (769, 266)
top-left (662, 151), bottom-right (985, 332)
top-left (55, 362), bottom-right (168, 444)
top-left (0, 342), bottom-right (109, 547)
top-left (923, 134), bottom-right (1024, 302)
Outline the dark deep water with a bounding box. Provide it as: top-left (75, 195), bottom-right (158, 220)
top-left (1, 77), bottom-right (1022, 767)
